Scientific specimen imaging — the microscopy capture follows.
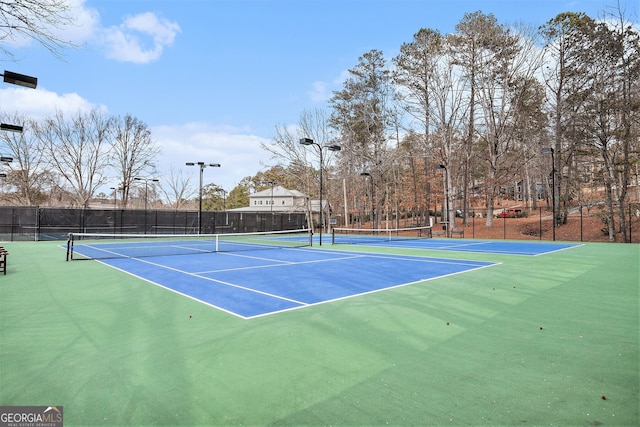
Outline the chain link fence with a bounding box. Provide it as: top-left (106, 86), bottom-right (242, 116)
top-left (0, 207), bottom-right (307, 241)
top-left (427, 204), bottom-right (640, 243)
top-left (1, 204), bottom-right (637, 243)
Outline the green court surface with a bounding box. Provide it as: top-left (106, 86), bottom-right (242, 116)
top-left (0, 240), bottom-right (638, 426)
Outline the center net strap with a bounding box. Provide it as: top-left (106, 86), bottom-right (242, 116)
top-left (66, 229), bottom-right (312, 260)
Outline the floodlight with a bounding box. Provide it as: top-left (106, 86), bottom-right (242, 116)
top-left (2, 70), bottom-right (37, 89)
top-left (0, 123), bottom-right (23, 133)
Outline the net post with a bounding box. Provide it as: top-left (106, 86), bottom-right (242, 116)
top-left (66, 233), bottom-right (73, 261)
top-left (331, 228), bottom-right (335, 245)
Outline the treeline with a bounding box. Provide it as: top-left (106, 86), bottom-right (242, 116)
top-left (264, 9), bottom-right (639, 243)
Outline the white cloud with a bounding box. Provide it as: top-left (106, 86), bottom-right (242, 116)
top-left (0, 86), bottom-right (270, 191)
top-left (0, 1), bottom-right (179, 63)
top-left (62, 0), bottom-right (102, 45)
top-left (307, 81), bottom-right (329, 102)
top-left (151, 122), bottom-right (271, 191)
top-left (307, 68), bottom-right (352, 103)
top-left (0, 87), bottom-right (101, 120)
top-left (101, 12), bottom-right (181, 63)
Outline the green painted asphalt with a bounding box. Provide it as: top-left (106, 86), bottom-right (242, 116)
top-left (0, 240), bottom-right (637, 426)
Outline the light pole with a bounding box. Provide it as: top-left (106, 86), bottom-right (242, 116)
top-left (186, 162), bottom-right (221, 234)
top-left (0, 157), bottom-right (11, 182)
top-left (360, 172), bottom-right (374, 229)
top-left (134, 177), bottom-right (159, 233)
top-left (1, 121), bottom-right (23, 167)
top-left (300, 138), bottom-right (341, 245)
top-left (110, 187), bottom-right (119, 233)
top-left (214, 186), bottom-right (227, 211)
top-left (1, 70), bottom-right (37, 186)
top-left (263, 180), bottom-right (277, 213)
top-left (542, 147), bottom-right (556, 241)
top-left (434, 164), bottom-right (449, 236)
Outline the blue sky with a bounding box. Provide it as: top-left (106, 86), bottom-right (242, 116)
top-left (0, 0), bottom-right (634, 194)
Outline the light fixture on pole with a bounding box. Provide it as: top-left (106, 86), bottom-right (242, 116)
top-left (134, 177), bottom-right (159, 234)
top-left (299, 138), bottom-right (341, 245)
top-left (110, 187), bottom-right (118, 210)
top-left (542, 147), bottom-right (555, 241)
top-left (434, 164), bottom-right (448, 236)
top-left (1, 70), bottom-right (38, 89)
top-left (360, 172), bottom-right (374, 229)
top-left (1, 70), bottom-right (36, 165)
top-left (0, 123), bottom-right (23, 133)
top-left (186, 162), bottom-right (221, 234)
top-left (0, 156), bottom-right (11, 178)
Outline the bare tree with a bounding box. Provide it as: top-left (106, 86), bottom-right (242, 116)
top-left (0, 114), bottom-right (48, 205)
top-left (111, 114), bottom-right (161, 206)
top-left (450, 12), bottom-right (488, 226)
top-left (264, 108), bottom-right (338, 232)
top-left (159, 165), bottom-right (193, 210)
top-left (607, 2), bottom-right (640, 242)
top-left (0, 0), bottom-right (77, 59)
top-left (262, 112), bottom-right (315, 189)
top-left (540, 12), bottom-right (596, 225)
top-left (463, 15), bottom-right (543, 225)
top-left (393, 28), bottom-right (443, 221)
top-left (578, 19), bottom-right (638, 242)
top-left (429, 40), bottom-right (468, 228)
top-left (37, 109), bottom-right (113, 208)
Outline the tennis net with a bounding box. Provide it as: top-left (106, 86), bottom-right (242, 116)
top-left (66, 229), bottom-right (312, 261)
top-left (331, 225), bottom-right (432, 245)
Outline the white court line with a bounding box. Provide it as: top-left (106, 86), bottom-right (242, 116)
top-left (96, 245), bottom-right (500, 320)
top-left (108, 256), bottom-right (310, 307)
top-left (246, 260), bottom-right (499, 320)
top-left (193, 251), bottom-right (366, 274)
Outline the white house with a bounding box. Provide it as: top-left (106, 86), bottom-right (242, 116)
top-left (229, 185), bottom-right (308, 213)
top-left (228, 185), bottom-right (331, 225)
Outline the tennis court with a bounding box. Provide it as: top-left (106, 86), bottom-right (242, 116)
top-left (68, 231), bottom-right (497, 318)
top-left (333, 234), bottom-right (581, 256)
top-left (1, 235), bottom-right (637, 426)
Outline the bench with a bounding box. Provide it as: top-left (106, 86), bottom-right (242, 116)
top-left (450, 228), bottom-right (465, 238)
top-left (0, 246), bottom-right (7, 275)
top-left (431, 229), bottom-right (446, 237)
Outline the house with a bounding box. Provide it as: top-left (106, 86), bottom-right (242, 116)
top-left (228, 185), bottom-right (308, 213)
top-left (228, 185), bottom-right (331, 226)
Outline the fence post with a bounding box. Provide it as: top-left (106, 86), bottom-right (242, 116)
top-left (580, 205), bottom-right (583, 242)
top-left (629, 203), bottom-right (632, 243)
top-left (503, 213), bottom-right (506, 240)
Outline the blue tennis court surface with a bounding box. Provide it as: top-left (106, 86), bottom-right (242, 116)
top-left (98, 248), bottom-right (496, 319)
top-left (333, 237), bottom-right (581, 256)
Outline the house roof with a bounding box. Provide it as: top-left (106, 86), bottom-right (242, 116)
top-left (251, 185), bottom-right (306, 198)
